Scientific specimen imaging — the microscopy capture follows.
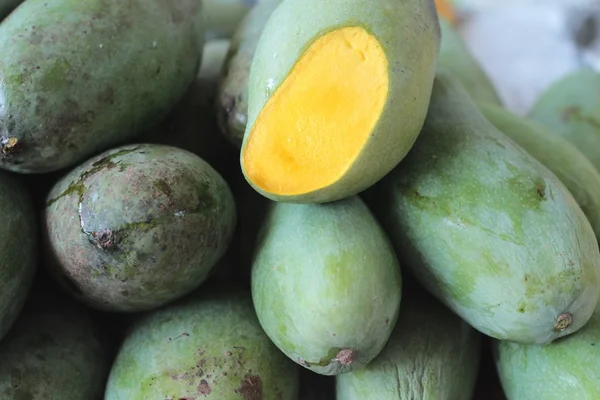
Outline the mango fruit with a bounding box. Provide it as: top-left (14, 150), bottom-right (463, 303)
top-left (217, 0), bottom-right (282, 148)
top-left (435, 0), bottom-right (456, 24)
top-left (0, 0), bottom-right (21, 20)
top-left (0, 170), bottom-right (37, 341)
top-left (251, 196), bottom-right (402, 375)
top-left (481, 103), bottom-right (600, 240)
top-left (240, 0), bottom-right (440, 203)
top-left (364, 72), bottom-right (600, 344)
top-left (528, 69), bottom-right (600, 172)
top-left (0, 0), bottom-right (203, 174)
top-left (495, 302), bottom-right (600, 400)
top-left (105, 289), bottom-right (300, 400)
top-left (0, 291), bottom-right (110, 399)
top-left (44, 144), bottom-right (237, 312)
top-left (336, 294), bottom-right (482, 399)
top-left (439, 19), bottom-right (502, 106)
top-left (203, 0), bottom-right (257, 41)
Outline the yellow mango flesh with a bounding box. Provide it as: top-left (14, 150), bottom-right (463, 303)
top-left (242, 26), bottom-right (389, 196)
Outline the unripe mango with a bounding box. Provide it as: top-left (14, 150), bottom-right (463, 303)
top-left (0, 0), bottom-right (203, 173)
top-left (365, 73), bottom-right (600, 344)
top-left (251, 196), bottom-right (402, 375)
top-left (203, 0), bottom-right (257, 41)
top-left (240, 0), bottom-right (440, 203)
top-left (0, 0), bottom-right (21, 20)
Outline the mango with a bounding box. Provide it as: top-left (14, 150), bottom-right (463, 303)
top-left (435, 0), bottom-right (456, 24)
top-left (0, 170), bottom-right (37, 341)
top-left (364, 72), bottom-right (600, 344)
top-left (0, 0), bottom-right (203, 174)
top-left (105, 289), bottom-right (300, 400)
top-left (438, 19), bottom-right (502, 106)
top-left (481, 103), bottom-right (600, 240)
top-left (251, 196), bottom-right (402, 375)
top-left (0, 0), bottom-right (21, 20)
top-left (528, 69), bottom-right (600, 172)
top-left (495, 302), bottom-right (600, 400)
top-left (0, 291), bottom-right (110, 399)
top-left (217, 0), bottom-right (282, 148)
top-left (336, 294), bottom-right (482, 399)
top-left (44, 144), bottom-right (237, 312)
top-left (203, 0), bottom-right (257, 41)
top-left (240, 0), bottom-right (440, 203)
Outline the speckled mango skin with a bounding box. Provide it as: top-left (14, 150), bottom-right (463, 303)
top-left (43, 144), bottom-right (237, 312)
top-left (528, 69), bottom-right (600, 173)
top-left (105, 290), bottom-right (300, 400)
top-left (251, 196), bottom-right (402, 375)
top-left (0, 0), bottom-right (203, 174)
top-left (495, 302), bottom-right (600, 400)
top-left (0, 297), bottom-right (110, 399)
top-left (438, 19), bottom-right (501, 106)
top-left (481, 103), bottom-right (600, 241)
top-left (217, 0), bottom-right (282, 148)
top-left (0, 0), bottom-right (21, 20)
top-left (241, 0), bottom-right (440, 203)
top-left (336, 295), bottom-right (481, 400)
top-left (0, 170), bottom-right (37, 341)
top-left (364, 73), bottom-right (600, 344)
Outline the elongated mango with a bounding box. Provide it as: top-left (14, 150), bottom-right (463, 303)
top-left (481, 103), bottom-right (600, 240)
top-left (365, 73), bottom-right (600, 344)
top-left (240, 0), bottom-right (440, 203)
top-left (251, 196), bottom-right (402, 375)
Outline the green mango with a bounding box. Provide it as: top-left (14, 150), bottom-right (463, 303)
top-left (0, 170), bottom-right (37, 341)
top-left (0, 0), bottom-right (203, 174)
top-left (364, 72), bottom-right (600, 344)
top-left (336, 294), bottom-right (482, 400)
top-left (217, 0), bottom-right (282, 148)
top-left (438, 19), bottom-right (502, 106)
top-left (202, 0), bottom-right (258, 41)
top-left (529, 68), bottom-right (600, 172)
top-left (481, 103), bottom-right (600, 240)
top-left (44, 144), bottom-right (237, 312)
top-left (251, 196), bottom-right (402, 375)
top-left (0, 0), bottom-right (21, 20)
top-left (240, 0), bottom-right (440, 203)
top-left (495, 302), bottom-right (600, 400)
top-left (105, 289), bottom-right (300, 399)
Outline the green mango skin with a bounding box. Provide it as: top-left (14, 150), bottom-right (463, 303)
top-left (0, 0), bottom-right (203, 174)
top-left (0, 295), bottom-right (111, 399)
top-left (496, 303), bottom-right (600, 400)
top-left (336, 295), bottom-right (482, 400)
top-left (217, 0), bottom-right (282, 148)
top-left (241, 0), bottom-right (440, 203)
top-left (0, 171), bottom-right (37, 341)
top-left (0, 0), bottom-right (21, 20)
top-left (44, 144), bottom-right (237, 313)
top-left (105, 290), bottom-right (300, 400)
top-left (364, 72), bottom-right (600, 344)
top-left (481, 103), bottom-right (600, 241)
top-left (438, 19), bottom-right (501, 106)
top-left (203, 0), bottom-right (258, 41)
top-left (251, 196), bottom-right (402, 375)
top-left (529, 69), bottom-right (600, 173)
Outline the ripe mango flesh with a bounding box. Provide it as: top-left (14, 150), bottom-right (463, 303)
top-left (365, 72), bottom-right (600, 344)
top-left (251, 196), bottom-right (402, 375)
top-left (481, 103), bottom-right (600, 241)
top-left (105, 290), bottom-right (300, 399)
top-left (336, 294), bottom-right (481, 400)
top-left (528, 69), bottom-right (600, 173)
top-left (240, 0), bottom-right (440, 203)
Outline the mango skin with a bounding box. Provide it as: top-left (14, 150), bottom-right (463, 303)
top-left (495, 303), bottom-right (600, 400)
top-left (0, 171), bottom-right (37, 341)
top-left (438, 19), bottom-right (501, 106)
top-left (251, 196), bottom-right (402, 375)
top-left (105, 290), bottom-right (300, 400)
top-left (336, 295), bottom-right (482, 400)
top-left (241, 0), bottom-right (440, 203)
top-left (0, 294), bottom-right (111, 399)
top-left (0, 0), bottom-right (203, 174)
top-left (364, 73), bottom-right (600, 344)
top-left (0, 0), bottom-right (21, 20)
top-left (217, 0), bottom-right (282, 148)
top-left (481, 103), bottom-right (600, 241)
top-left (44, 144), bottom-right (237, 313)
top-left (203, 0), bottom-right (258, 41)
top-left (528, 69), bottom-right (600, 172)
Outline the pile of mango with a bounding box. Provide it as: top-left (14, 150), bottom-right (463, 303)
top-left (1, 0), bottom-right (600, 398)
